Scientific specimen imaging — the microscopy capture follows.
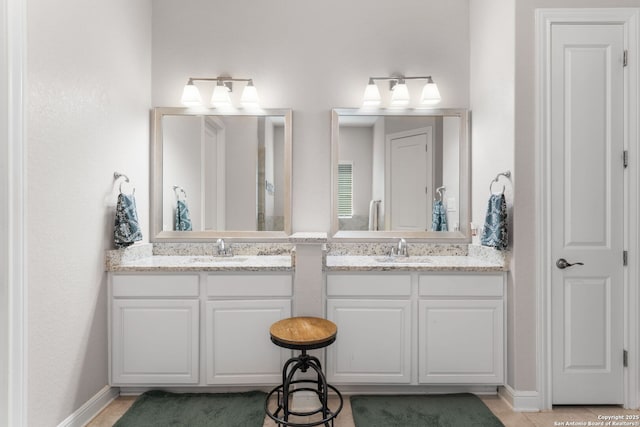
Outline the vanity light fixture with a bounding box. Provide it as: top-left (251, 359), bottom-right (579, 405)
top-left (363, 75), bottom-right (441, 108)
top-left (420, 77), bottom-right (441, 106)
top-left (180, 77), bottom-right (260, 109)
top-left (390, 78), bottom-right (410, 107)
top-left (211, 80), bottom-right (232, 108)
top-left (362, 78), bottom-right (382, 107)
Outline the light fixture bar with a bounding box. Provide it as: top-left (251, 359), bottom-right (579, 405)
top-left (181, 76), bottom-right (259, 108)
top-left (362, 75), bottom-right (441, 108)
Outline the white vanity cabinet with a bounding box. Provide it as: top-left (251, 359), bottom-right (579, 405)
top-left (205, 274), bottom-right (291, 385)
top-left (325, 270), bottom-right (505, 387)
top-left (110, 274), bottom-right (200, 385)
top-left (418, 274), bottom-right (504, 384)
top-left (109, 272), bottom-right (292, 387)
top-left (326, 274), bottom-right (412, 384)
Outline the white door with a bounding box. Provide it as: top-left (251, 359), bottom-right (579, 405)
top-left (387, 128), bottom-right (433, 231)
top-left (550, 23), bottom-right (625, 404)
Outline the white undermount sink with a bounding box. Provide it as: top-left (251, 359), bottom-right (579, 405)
top-left (188, 256), bottom-right (248, 263)
top-left (374, 256), bottom-right (433, 264)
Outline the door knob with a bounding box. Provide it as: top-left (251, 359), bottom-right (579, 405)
top-left (556, 258), bottom-right (584, 269)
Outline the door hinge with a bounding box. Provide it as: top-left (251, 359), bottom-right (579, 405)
top-left (624, 150), bottom-right (629, 168)
top-left (624, 50), bottom-right (628, 67)
top-left (624, 350), bottom-right (628, 367)
top-left (623, 250), bottom-right (628, 266)
top-left (425, 186), bottom-right (428, 195)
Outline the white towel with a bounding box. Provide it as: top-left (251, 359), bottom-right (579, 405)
top-left (368, 200), bottom-right (380, 231)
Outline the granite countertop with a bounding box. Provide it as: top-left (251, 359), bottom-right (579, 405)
top-left (108, 254), bottom-right (293, 273)
top-left (323, 242), bottom-right (508, 272)
top-left (324, 255), bottom-right (504, 272)
top-left (106, 242), bottom-right (295, 272)
top-left (106, 242), bottom-right (508, 273)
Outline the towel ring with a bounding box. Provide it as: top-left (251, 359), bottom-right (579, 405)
top-left (489, 180), bottom-right (505, 195)
top-left (436, 186), bottom-right (446, 202)
top-left (173, 185), bottom-right (187, 201)
top-left (114, 172), bottom-right (135, 195)
top-left (489, 171), bottom-right (511, 195)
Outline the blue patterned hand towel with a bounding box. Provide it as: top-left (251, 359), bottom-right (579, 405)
top-left (432, 200), bottom-right (448, 231)
top-left (175, 199), bottom-right (193, 231)
top-left (480, 193), bottom-right (508, 250)
top-left (114, 193), bottom-right (143, 248)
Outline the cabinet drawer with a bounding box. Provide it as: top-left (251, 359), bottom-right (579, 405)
top-left (327, 274), bottom-right (411, 297)
top-left (112, 274), bottom-right (199, 297)
top-left (207, 274), bottom-right (292, 297)
top-left (419, 274), bottom-right (503, 297)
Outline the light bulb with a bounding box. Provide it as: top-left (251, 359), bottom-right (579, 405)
top-left (420, 78), bottom-right (441, 106)
top-left (211, 82), bottom-right (232, 108)
top-left (181, 82), bottom-right (202, 107)
top-left (390, 81), bottom-right (410, 107)
top-left (240, 81), bottom-right (259, 109)
top-left (362, 80), bottom-right (381, 107)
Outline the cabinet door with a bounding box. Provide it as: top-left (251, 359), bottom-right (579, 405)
top-left (112, 299), bottom-right (199, 385)
top-left (418, 299), bottom-right (503, 384)
top-left (326, 299), bottom-right (411, 384)
top-left (205, 299), bottom-right (291, 385)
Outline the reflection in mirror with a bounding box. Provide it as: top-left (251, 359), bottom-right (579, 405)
top-left (151, 108), bottom-right (292, 241)
top-left (331, 109), bottom-right (470, 240)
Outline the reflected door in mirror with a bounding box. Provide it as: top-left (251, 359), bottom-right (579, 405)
top-left (336, 114), bottom-right (461, 233)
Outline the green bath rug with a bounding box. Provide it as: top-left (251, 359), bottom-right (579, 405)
top-left (350, 393), bottom-right (504, 427)
top-left (114, 390), bottom-right (266, 427)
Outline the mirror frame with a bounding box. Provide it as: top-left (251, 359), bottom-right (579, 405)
top-left (331, 108), bottom-right (470, 241)
top-left (151, 107), bottom-right (292, 241)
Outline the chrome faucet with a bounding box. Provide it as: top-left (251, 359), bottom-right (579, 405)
top-left (388, 238), bottom-right (409, 257)
top-left (397, 238), bottom-right (408, 257)
top-left (216, 238), bottom-right (232, 256)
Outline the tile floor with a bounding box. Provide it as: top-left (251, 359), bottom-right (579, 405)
top-left (87, 393), bottom-right (640, 427)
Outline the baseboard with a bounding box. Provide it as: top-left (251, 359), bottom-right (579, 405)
top-left (57, 385), bottom-right (120, 427)
top-left (498, 385), bottom-right (540, 412)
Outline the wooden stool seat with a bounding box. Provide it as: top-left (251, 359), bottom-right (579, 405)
top-left (270, 316), bottom-right (337, 350)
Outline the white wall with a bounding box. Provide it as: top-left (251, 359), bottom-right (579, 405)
top-left (26, 0), bottom-right (151, 425)
top-left (152, 0), bottom-right (470, 233)
top-left (224, 116), bottom-right (258, 230)
top-left (339, 126), bottom-right (374, 218)
top-left (274, 125), bottom-right (285, 218)
top-left (0, 0), bottom-right (10, 421)
top-left (0, 0), bottom-right (11, 425)
top-left (469, 0), bottom-right (517, 389)
top-left (163, 115), bottom-right (203, 230)
top-left (442, 116), bottom-right (460, 229)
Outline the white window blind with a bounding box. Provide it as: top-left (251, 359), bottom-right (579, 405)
top-left (338, 162), bottom-right (353, 218)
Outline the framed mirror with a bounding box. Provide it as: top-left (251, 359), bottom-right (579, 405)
top-left (151, 107), bottom-right (292, 241)
top-left (331, 108), bottom-right (470, 241)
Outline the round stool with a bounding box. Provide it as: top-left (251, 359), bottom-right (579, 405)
top-left (265, 317), bottom-right (343, 427)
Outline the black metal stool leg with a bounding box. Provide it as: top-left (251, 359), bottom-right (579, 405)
top-left (266, 349), bottom-right (343, 426)
top-left (282, 358), bottom-right (306, 422)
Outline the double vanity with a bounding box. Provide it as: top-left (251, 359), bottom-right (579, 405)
top-left (107, 105), bottom-right (508, 393)
top-left (106, 239), bottom-right (507, 393)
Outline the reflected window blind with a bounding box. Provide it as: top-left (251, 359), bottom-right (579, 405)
top-left (338, 162), bottom-right (353, 218)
